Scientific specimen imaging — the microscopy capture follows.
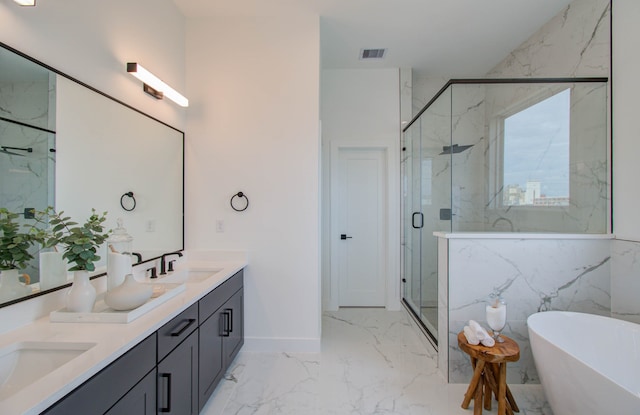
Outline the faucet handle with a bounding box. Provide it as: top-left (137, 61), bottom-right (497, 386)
top-left (146, 266), bottom-right (157, 279)
top-left (168, 260), bottom-right (176, 273)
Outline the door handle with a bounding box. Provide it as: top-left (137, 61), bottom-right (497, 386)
top-left (340, 234), bottom-right (353, 240)
top-left (224, 308), bottom-right (233, 333)
top-left (169, 318), bottom-right (196, 337)
top-left (412, 212), bottom-right (424, 229)
top-left (159, 373), bottom-right (172, 413)
top-left (220, 311), bottom-right (231, 337)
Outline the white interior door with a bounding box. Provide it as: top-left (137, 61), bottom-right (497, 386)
top-left (334, 148), bottom-right (387, 306)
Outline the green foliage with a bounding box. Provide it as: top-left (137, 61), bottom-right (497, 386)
top-left (0, 208), bottom-right (44, 270)
top-left (44, 208), bottom-right (111, 272)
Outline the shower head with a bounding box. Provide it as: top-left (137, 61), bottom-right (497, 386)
top-left (439, 144), bottom-right (473, 155)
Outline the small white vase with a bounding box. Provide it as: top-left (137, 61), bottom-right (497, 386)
top-left (66, 270), bottom-right (96, 313)
top-left (0, 268), bottom-right (31, 302)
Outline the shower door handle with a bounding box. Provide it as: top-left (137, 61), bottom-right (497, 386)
top-left (412, 212), bottom-right (424, 229)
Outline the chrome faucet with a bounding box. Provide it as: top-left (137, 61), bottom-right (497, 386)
top-left (160, 251), bottom-right (183, 275)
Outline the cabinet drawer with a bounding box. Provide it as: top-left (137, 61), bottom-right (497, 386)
top-left (157, 302), bottom-right (198, 362)
top-left (199, 270), bottom-right (243, 322)
top-left (44, 333), bottom-right (156, 415)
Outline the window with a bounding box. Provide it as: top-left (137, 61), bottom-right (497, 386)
top-left (502, 88), bottom-right (570, 207)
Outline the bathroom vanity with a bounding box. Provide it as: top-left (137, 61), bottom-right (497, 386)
top-left (0, 254), bottom-right (247, 415)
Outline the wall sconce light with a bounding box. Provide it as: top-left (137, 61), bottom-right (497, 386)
top-left (126, 63), bottom-right (189, 107)
top-left (13, 0), bottom-right (36, 6)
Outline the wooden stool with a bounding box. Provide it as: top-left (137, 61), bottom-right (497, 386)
top-left (457, 331), bottom-right (520, 415)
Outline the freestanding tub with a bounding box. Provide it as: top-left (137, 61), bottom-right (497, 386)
top-left (528, 311), bottom-right (640, 415)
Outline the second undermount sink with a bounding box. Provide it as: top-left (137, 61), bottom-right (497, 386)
top-left (0, 341), bottom-right (96, 400)
top-left (157, 268), bottom-right (223, 284)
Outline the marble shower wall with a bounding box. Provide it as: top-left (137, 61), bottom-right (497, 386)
top-left (487, 0), bottom-right (610, 79)
top-left (0, 78), bottom-right (56, 280)
top-left (450, 85), bottom-right (486, 232)
top-left (610, 239), bottom-right (640, 324)
top-left (444, 235), bottom-right (611, 384)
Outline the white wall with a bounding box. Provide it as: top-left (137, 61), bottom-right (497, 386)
top-left (185, 15), bottom-right (321, 351)
top-left (612, 0), bottom-right (640, 241)
top-left (609, 1), bottom-right (640, 322)
top-left (0, 0), bottom-right (186, 129)
top-left (321, 69), bottom-right (401, 310)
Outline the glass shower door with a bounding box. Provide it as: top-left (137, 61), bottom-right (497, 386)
top-left (402, 87), bottom-right (452, 346)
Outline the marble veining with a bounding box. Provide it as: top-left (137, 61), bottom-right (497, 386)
top-left (611, 239), bottom-right (640, 324)
top-left (201, 308), bottom-right (553, 415)
top-left (487, 0), bottom-right (610, 78)
top-left (445, 237), bottom-right (611, 384)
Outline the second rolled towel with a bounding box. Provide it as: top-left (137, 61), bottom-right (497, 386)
top-left (469, 319), bottom-right (495, 347)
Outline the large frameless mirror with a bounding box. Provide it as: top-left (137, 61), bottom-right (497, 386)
top-left (0, 43), bottom-right (184, 306)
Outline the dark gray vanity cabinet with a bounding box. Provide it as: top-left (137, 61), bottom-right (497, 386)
top-left (157, 330), bottom-right (199, 414)
top-left (197, 306), bottom-right (225, 409)
top-left (43, 333), bottom-right (157, 415)
top-left (43, 269), bottom-right (244, 415)
top-left (223, 289), bottom-right (244, 366)
top-left (156, 302), bottom-right (199, 415)
top-left (198, 270), bottom-right (244, 411)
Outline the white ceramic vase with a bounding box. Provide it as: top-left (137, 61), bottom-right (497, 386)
top-left (66, 270), bottom-right (96, 313)
top-left (0, 268), bottom-right (31, 302)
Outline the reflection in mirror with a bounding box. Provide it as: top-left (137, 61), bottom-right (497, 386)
top-left (0, 43), bottom-right (184, 306)
top-left (0, 46), bottom-right (55, 294)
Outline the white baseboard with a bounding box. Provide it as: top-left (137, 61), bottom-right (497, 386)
top-left (243, 336), bottom-right (321, 353)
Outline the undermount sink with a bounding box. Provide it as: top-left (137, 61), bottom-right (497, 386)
top-left (0, 341), bottom-right (96, 400)
top-left (157, 268), bottom-right (223, 284)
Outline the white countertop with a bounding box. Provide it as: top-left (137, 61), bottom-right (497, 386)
top-left (0, 252), bottom-right (247, 415)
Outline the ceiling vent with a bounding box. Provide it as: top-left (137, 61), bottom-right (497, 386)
top-left (360, 48), bottom-right (386, 60)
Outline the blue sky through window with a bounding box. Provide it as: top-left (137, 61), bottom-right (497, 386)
top-left (503, 88), bottom-right (570, 205)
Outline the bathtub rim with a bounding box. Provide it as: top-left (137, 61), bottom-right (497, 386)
top-left (527, 310), bottom-right (640, 398)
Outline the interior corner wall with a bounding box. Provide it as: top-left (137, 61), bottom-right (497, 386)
top-left (0, 0), bottom-right (186, 130)
top-left (612, 0), bottom-right (640, 241)
top-left (320, 68), bottom-right (401, 310)
top-left (185, 15), bottom-right (321, 352)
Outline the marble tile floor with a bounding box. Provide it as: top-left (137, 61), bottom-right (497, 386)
top-left (201, 308), bottom-right (552, 415)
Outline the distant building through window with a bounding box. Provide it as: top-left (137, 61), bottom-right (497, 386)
top-left (502, 88), bottom-right (570, 207)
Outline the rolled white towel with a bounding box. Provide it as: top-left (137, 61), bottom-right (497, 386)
top-left (480, 333), bottom-right (495, 347)
top-left (463, 325), bottom-right (480, 345)
top-left (469, 320), bottom-right (495, 347)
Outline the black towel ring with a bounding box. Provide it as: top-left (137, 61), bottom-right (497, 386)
top-left (120, 191), bottom-right (137, 211)
top-left (230, 191), bottom-right (249, 212)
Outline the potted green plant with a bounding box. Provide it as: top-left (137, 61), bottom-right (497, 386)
top-left (0, 208), bottom-right (44, 301)
top-left (45, 208), bottom-right (111, 312)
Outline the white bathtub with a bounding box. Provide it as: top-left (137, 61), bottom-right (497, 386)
top-left (528, 311), bottom-right (640, 415)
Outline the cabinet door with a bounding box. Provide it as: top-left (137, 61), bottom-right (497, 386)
top-left (106, 368), bottom-right (156, 415)
top-left (223, 288), bottom-right (244, 367)
top-left (157, 330), bottom-right (198, 415)
top-left (198, 307), bottom-right (225, 411)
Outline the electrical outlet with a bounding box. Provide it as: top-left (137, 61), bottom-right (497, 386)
top-left (216, 220), bottom-right (224, 233)
top-left (146, 219), bottom-right (156, 232)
